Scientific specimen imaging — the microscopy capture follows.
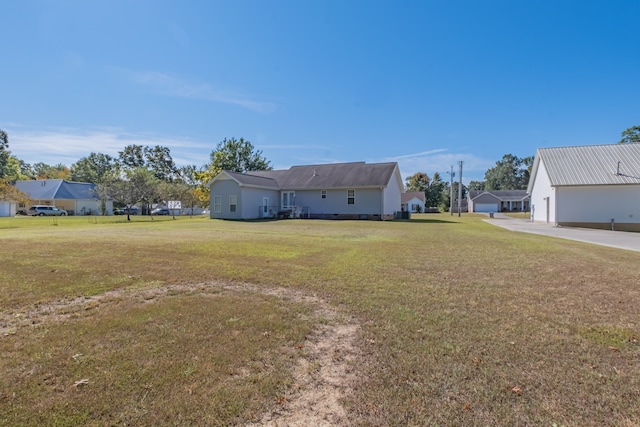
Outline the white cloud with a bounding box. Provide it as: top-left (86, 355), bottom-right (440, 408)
top-left (380, 149), bottom-right (495, 183)
top-left (8, 126), bottom-right (212, 167)
top-left (122, 69), bottom-right (277, 114)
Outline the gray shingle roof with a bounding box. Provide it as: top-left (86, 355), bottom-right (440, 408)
top-left (221, 171), bottom-right (280, 189)
top-left (531, 144), bottom-right (640, 188)
top-left (468, 190), bottom-right (529, 201)
top-left (402, 192), bottom-right (426, 203)
top-left (223, 162), bottom-right (399, 190)
top-left (14, 180), bottom-right (99, 200)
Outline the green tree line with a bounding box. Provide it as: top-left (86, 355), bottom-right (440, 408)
top-left (0, 132), bottom-right (271, 218)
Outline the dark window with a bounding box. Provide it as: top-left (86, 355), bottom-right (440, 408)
top-left (347, 189), bottom-right (355, 205)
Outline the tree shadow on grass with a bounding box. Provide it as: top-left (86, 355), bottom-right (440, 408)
top-left (397, 218), bottom-right (459, 224)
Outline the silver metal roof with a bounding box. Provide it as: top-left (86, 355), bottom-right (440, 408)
top-left (532, 144), bottom-right (640, 188)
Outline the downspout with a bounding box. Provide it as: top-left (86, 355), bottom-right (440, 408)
top-left (380, 186), bottom-right (384, 220)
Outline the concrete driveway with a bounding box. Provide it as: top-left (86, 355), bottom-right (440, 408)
top-left (483, 213), bottom-right (640, 253)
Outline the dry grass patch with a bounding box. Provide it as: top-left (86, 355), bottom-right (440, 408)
top-left (1, 215), bottom-right (640, 425)
top-left (1, 285), bottom-right (315, 426)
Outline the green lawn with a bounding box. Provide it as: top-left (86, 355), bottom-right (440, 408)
top-left (1, 214), bottom-right (639, 426)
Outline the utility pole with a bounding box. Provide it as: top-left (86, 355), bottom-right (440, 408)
top-left (449, 165), bottom-right (454, 216)
top-left (457, 161), bottom-right (463, 217)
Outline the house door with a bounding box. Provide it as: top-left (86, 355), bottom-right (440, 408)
top-left (281, 191), bottom-right (295, 209)
top-left (262, 197), bottom-right (270, 218)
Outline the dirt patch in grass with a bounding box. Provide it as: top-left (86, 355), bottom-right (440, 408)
top-left (3, 215), bottom-right (640, 425)
top-left (1, 280), bottom-right (361, 426)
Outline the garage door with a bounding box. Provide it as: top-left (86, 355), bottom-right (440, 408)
top-left (474, 203), bottom-right (499, 213)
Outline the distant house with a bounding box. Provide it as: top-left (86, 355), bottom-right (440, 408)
top-left (528, 144), bottom-right (640, 231)
top-left (208, 162), bottom-right (403, 220)
top-left (14, 179), bottom-right (113, 215)
top-left (401, 192), bottom-right (426, 213)
top-left (468, 190), bottom-right (530, 213)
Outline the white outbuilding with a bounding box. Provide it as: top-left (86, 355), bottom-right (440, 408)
top-left (528, 144), bottom-right (640, 231)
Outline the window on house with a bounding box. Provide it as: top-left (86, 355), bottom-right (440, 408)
top-left (347, 189), bottom-right (355, 205)
top-left (213, 196), bottom-right (221, 213)
top-left (321, 190), bottom-right (327, 199)
top-left (282, 191), bottom-right (295, 208)
top-left (229, 195), bottom-right (237, 213)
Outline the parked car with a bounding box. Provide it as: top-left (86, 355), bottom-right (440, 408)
top-left (113, 207), bottom-right (139, 215)
top-left (151, 208), bottom-right (170, 216)
top-left (28, 205), bottom-right (68, 216)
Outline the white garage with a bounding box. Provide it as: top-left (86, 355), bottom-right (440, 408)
top-left (528, 144), bottom-right (640, 231)
top-left (474, 203), bottom-right (499, 213)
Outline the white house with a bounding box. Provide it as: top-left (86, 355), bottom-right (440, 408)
top-left (208, 162), bottom-right (404, 220)
top-left (528, 144), bottom-right (640, 231)
top-left (468, 190), bottom-right (530, 213)
top-left (14, 179), bottom-right (113, 216)
top-left (401, 192), bottom-right (426, 213)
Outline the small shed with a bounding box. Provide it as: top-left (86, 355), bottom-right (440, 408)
top-left (0, 201), bottom-right (17, 217)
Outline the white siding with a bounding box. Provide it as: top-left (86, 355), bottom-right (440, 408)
top-left (210, 179), bottom-right (242, 219)
top-left (530, 159), bottom-right (555, 223)
top-left (383, 166), bottom-right (403, 216)
top-left (241, 187), bottom-right (279, 219)
top-left (0, 201), bottom-right (16, 217)
top-left (295, 188), bottom-right (383, 215)
top-left (403, 197), bottom-right (425, 213)
top-left (557, 185), bottom-right (640, 224)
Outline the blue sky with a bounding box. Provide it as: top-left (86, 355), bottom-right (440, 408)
top-left (2, 0), bottom-right (639, 183)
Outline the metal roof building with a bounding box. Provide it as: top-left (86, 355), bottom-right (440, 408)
top-left (528, 144), bottom-right (640, 231)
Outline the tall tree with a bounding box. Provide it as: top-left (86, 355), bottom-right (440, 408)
top-left (484, 154), bottom-right (531, 190)
top-left (0, 129), bottom-right (10, 179)
top-left (1, 156), bottom-right (33, 181)
top-left (32, 162), bottom-right (71, 180)
top-left (405, 172), bottom-right (430, 192)
top-left (467, 181), bottom-right (485, 191)
top-left (118, 145), bottom-right (146, 169)
top-left (0, 129), bottom-right (7, 152)
top-left (176, 165), bottom-right (205, 214)
top-left (405, 171), bottom-right (447, 209)
top-left (425, 172), bottom-right (446, 208)
top-left (102, 167), bottom-right (159, 220)
top-left (199, 137), bottom-right (272, 205)
top-left (0, 179), bottom-right (30, 206)
top-left (144, 145), bottom-right (177, 181)
top-left (71, 152), bottom-right (117, 184)
top-left (618, 125), bottom-right (640, 144)
top-left (208, 137), bottom-right (271, 176)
